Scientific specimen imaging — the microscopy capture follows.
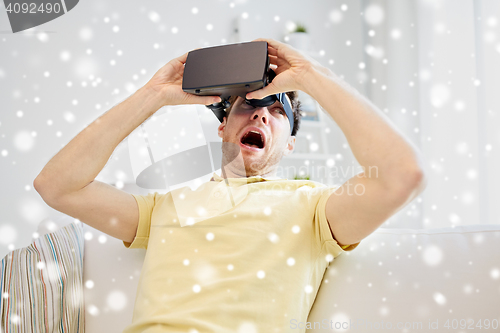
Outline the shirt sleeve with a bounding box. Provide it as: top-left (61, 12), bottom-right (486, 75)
top-left (123, 192), bottom-right (160, 249)
top-left (314, 186), bottom-right (361, 257)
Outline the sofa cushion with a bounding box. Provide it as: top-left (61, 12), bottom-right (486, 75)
top-left (1, 221), bottom-right (85, 332)
top-left (307, 225), bottom-right (500, 332)
top-left (81, 223), bottom-right (146, 332)
top-left (33, 214), bottom-right (146, 332)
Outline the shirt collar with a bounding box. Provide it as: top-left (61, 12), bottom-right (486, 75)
top-left (210, 172), bottom-right (282, 184)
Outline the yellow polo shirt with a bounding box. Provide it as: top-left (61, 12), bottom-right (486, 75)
top-left (123, 172), bottom-right (360, 333)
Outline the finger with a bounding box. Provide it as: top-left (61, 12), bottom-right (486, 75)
top-left (202, 96), bottom-right (222, 106)
top-left (268, 64), bottom-right (285, 76)
top-left (267, 46), bottom-right (278, 56)
top-left (268, 54), bottom-right (287, 66)
top-left (252, 37), bottom-right (279, 55)
top-left (175, 51), bottom-right (189, 65)
top-left (176, 46), bottom-right (203, 64)
top-left (253, 37), bottom-right (285, 52)
top-left (272, 66), bottom-right (287, 76)
top-left (258, 37), bottom-right (286, 50)
top-left (185, 94), bottom-right (222, 106)
top-left (245, 82), bottom-right (278, 100)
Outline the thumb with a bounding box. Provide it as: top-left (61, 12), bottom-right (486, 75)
top-left (246, 82), bottom-right (278, 100)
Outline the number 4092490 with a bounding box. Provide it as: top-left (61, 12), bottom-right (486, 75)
top-left (6, 2), bottom-right (62, 14)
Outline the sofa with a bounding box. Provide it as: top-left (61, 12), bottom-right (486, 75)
top-left (3, 214), bottom-right (500, 332)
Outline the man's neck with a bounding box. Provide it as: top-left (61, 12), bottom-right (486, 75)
top-left (219, 167), bottom-right (277, 179)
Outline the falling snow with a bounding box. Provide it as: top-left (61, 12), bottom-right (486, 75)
top-left (107, 290), bottom-right (127, 311)
top-left (0, 3), bottom-right (499, 333)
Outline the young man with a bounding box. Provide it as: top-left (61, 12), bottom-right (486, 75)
top-left (34, 38), bottom-right (427, 332)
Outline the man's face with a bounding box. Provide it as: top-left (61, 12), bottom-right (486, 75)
top-left (217, 95), bottom-right (296, 177)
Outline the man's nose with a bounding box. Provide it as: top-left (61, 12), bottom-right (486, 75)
top-left (250, 107), bottom-right (269, 124)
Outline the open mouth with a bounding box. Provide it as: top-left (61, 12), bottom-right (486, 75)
top-left (240, 130), bottom-right (265, 149)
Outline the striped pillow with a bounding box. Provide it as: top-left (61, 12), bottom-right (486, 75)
top-left (1, 221), bottom-right (85, 332)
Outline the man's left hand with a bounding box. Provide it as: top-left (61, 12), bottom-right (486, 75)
top-left (245, 37), bottom-right (332, 100)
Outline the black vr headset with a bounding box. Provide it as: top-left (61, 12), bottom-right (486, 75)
top-left (181, 41), bottom-right (295, 135)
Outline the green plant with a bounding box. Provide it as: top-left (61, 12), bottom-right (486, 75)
top-left (293, 174), bottom-right (310, 180)
top-left (294, 23), bottom-right (307, 33)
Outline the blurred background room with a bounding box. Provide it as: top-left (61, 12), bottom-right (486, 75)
top-left (1, 0), bottom-right (499, 260)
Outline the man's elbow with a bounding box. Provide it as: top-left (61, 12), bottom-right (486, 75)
top-left (33, 176), bottom-right (58, 205)
top-left (415, 168), bottom-right (428, 193)
top-left (408, 165), bottom-right (427, 192)
top-left (33, 176), bottom-right (44, 191)
top-left (395, 167), bottom-right (427, 202)
top-left (33, 176), bottom-right (46, 197)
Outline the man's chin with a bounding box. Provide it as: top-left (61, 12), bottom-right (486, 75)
top-left (221, 141), bottom-right (277, 176)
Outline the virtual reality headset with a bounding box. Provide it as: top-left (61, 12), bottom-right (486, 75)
top-left (181, 41), bottom-right (295, 135)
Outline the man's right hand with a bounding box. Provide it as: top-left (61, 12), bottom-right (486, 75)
top-left (144, 50), bottom-right (222, 107)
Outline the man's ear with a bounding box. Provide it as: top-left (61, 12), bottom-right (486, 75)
top-left (283, 135), bottom-right (296, 156)
top-left (218, 117), bottom-right (227, 139)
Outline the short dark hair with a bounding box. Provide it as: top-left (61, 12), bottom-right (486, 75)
top-left (223, 91), bottom-right (303, 136)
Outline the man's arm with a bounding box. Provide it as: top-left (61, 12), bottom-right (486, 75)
top-left (302, 66), bottom-right (427, 246)
top-left (242, 37), bottom-right (426, 247)
top-left (33, 51), bottom-right (222, 243)
top-left (33, 86), bottom-right (163, 243)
